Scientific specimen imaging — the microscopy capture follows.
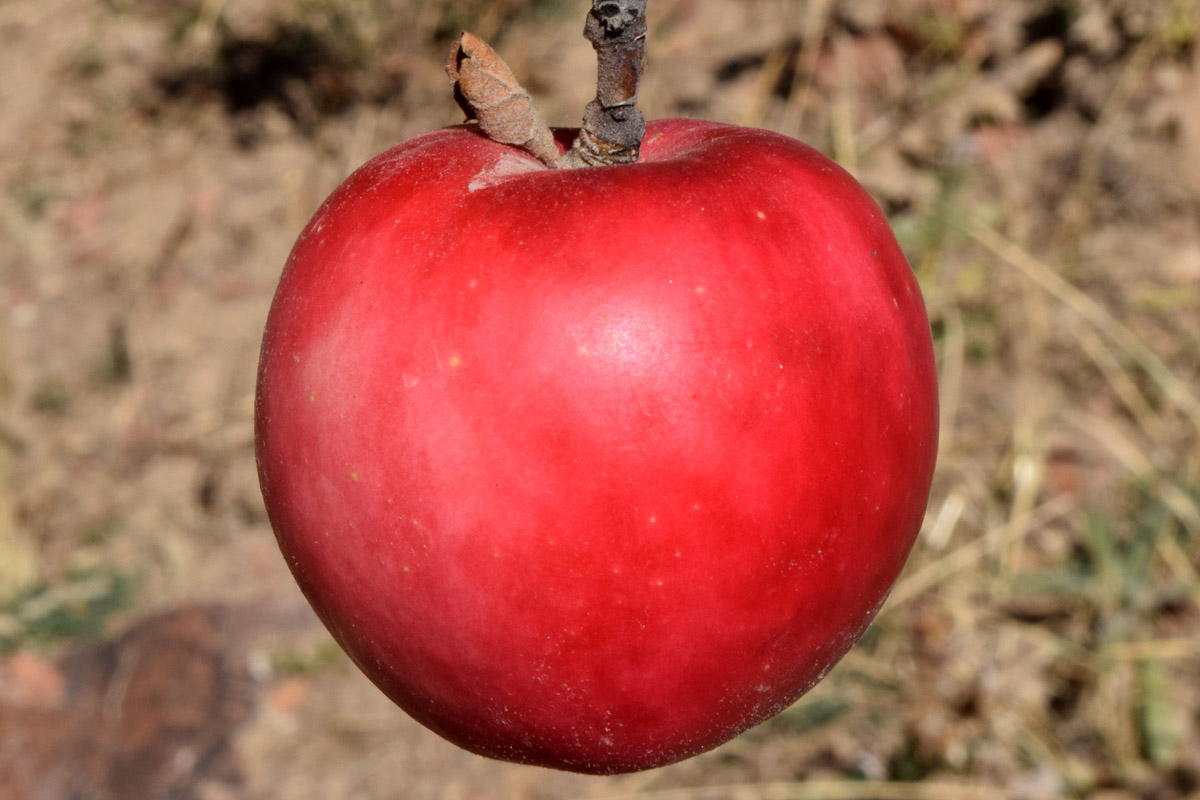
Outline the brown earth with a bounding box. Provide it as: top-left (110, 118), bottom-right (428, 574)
top-left (1, 1), bottom-right (1198, 798)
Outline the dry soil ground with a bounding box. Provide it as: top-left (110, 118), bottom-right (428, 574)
top-left (1, 1), bottom-right (1199, 799)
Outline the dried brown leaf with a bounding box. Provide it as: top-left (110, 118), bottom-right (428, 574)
top-left (446, 32), bottom-right (560, 167)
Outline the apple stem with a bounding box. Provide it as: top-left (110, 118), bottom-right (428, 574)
top-left (561, 0), bottom-right (649, 168)
top-left (446, 2), bottom-right (648, 169)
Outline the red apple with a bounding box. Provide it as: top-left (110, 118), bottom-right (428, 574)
top-left (255, 118), bottom-right (938, 774)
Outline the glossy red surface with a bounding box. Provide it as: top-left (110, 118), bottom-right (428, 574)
top-left (255, 119), bottom-right (938, 773)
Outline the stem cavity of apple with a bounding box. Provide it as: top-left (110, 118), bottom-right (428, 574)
top-left (447, 0), bottom-right (649, 169)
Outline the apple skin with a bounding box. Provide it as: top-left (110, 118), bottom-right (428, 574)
top-left (255, 118), bottom-right (938, 774)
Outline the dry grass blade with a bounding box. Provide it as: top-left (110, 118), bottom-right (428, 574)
top-left (934, 300), bottom-right (965, 461)
top-left (889, 496), bottom-right (1077, 607)
top-left (1063, 410), bottom-right (1200, 537)
top-left (755, 0), bottom-right (833, 129)
top-left (1059, 35), bottom-right (1160, 244)
top-left (1069, 323), bottom-right (1166, 441)
top-left (0, 327), bottom-right (36, 600)
top-left (586, 780), bottom-right (1007, 800)
top-left (969, 218), bottom-right (1200, 435)
top-left (921, 487), bottom-right (967, 551)
top-left (1002, 409), bottom-right (1049, 571)
top-left (185, 0), bottom-right (228, 50)
top-left (741, 41), bottom-right (799, 128)
top-left (1156, 531), bottom-right (1200, 594)
top-left (1104, 637), bottom-right (1200, 661)
top-left (0, 445), bottom-right (37, 599)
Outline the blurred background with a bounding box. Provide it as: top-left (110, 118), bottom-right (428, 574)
top-left (1, 0), bottom-right (1198, 798)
